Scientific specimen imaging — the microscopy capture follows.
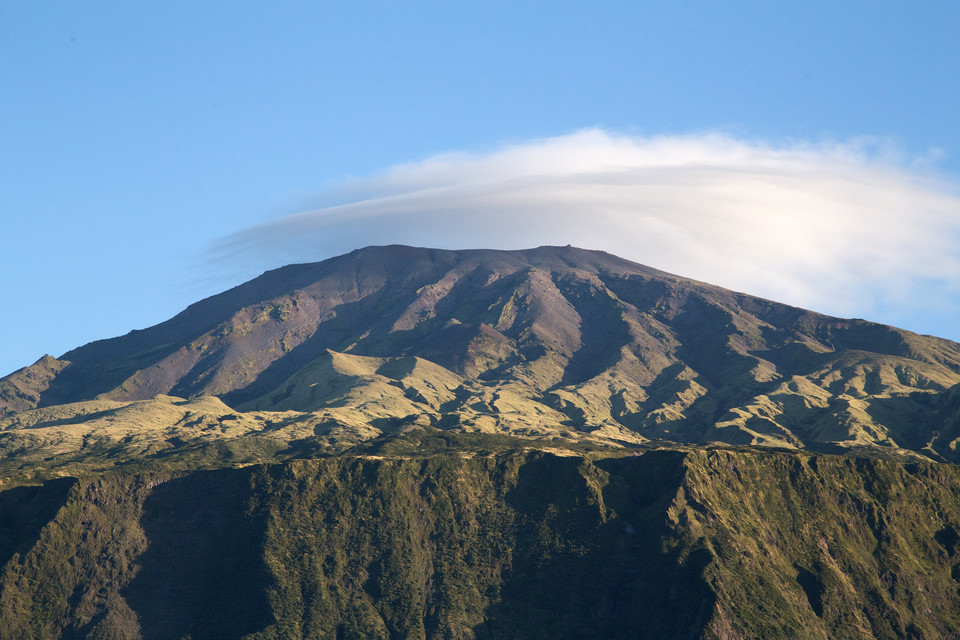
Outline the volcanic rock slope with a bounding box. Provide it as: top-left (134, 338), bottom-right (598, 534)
top-left (3, 244), bottom-right (960, 465)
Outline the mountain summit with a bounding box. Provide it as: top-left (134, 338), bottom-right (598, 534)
top-left (3, 245), bottom-right (960, 464)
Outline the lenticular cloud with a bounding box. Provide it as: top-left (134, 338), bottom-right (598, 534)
top-left (214, 129), bottom-right (960, 336)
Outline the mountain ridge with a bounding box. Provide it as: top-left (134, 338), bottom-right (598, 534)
top-left (2, 244), bottom-right (960, 468)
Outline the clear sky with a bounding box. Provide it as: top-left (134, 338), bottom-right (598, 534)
top-left (2, 2), bottom-right (959, 377)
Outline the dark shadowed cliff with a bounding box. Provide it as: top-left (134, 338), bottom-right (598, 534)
top-left (2, 446), bottom-right (960, 639)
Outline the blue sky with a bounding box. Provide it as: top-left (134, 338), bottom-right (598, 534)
top-left (2, 2), bottom-right (959, 377)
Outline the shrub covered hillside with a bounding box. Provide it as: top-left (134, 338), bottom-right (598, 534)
top-left (1, 446), bottom-right (960, 639)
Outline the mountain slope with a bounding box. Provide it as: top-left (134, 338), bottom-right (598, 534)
top-left (4, 246), bottom-right (960, 639)
top-left (3, 245), bottom-right (960, 464)
top-left (3, 447), bottom-right (960, 639)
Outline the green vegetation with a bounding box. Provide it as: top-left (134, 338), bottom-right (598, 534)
top-left (2, 447), bottom-right (960, 638)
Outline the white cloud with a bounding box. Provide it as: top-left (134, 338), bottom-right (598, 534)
top-left (210, 129), bottom-right (960, 339)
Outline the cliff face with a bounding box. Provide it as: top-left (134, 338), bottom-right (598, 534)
top-left (2, 447), bottom-right (959, 640)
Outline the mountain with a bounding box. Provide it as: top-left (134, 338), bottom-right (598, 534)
top-left (3, 245), bottom-right (960, 471)
top-left (4, 245), bottom-right (960, 639)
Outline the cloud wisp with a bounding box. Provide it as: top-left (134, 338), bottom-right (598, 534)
top-left (210, 129), bottom-right (960, 337)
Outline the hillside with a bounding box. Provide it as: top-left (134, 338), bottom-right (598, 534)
top-left (2, 245), bottom-right (960, 472)
top-left (2, 444), bottom-right (960, 639)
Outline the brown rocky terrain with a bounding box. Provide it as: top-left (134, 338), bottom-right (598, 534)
top-left (3, 245), bottom-right (960, 469)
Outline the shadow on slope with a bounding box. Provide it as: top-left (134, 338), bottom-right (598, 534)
top-left (122, 469), bottom-right (273, 640)
top-left (0, 477), bottom-right (76, 568)
top-left (474, 451), bottom-right (714, 639)
top-left (552, 274), bottom-right (634, 387)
